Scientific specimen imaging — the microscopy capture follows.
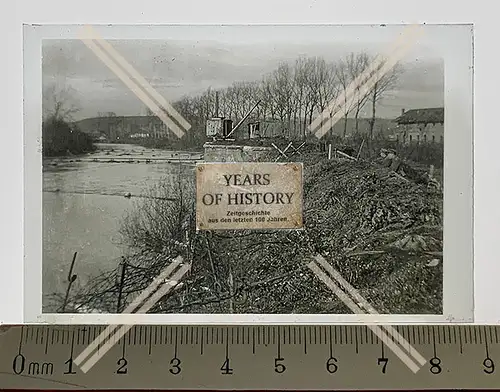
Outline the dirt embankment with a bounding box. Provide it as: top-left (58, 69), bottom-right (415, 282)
top-left (216, 157), bottom-right (444, 315)
top-left (163, 156), bottom-right (443, 315)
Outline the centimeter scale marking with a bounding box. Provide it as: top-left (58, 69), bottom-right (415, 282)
top-left (0, 325), bottom-right (498, 390)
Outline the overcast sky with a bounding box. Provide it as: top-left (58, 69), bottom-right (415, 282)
top-left (42, 25), bottom-right (446, 120)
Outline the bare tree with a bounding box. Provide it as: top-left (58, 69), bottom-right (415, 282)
top-left (294, 57), bottom-right (324, 139)
top-left (292, 57), bottom-right (309, 138)
top-left (218, 89), bottom-right (230, 119)
top-left (348, 52), bottom-right (372, 134)
top-left (302, 58), bottom-right (340, 138)
top-left (43, 83), bottom-right (80, 122)
top-left (336, 55), bottom-right (358, 138)
top-left (368, 59), bottom-right (403, 140)
top-left (309, 60), bottom-right (341, 139)
top-left (201, 87), bottom-right (215, 119)
top-left (230, 81), bottom-right (260, 121)
top-left (148, 52), bottom-right (402, 145)
top-left (267, 63), bottom-right (294, 136)
top-left (260, 75), bottom-right (278, 120)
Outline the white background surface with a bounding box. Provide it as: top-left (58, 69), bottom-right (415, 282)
top-left (0, 0), bottom-right (497, 324)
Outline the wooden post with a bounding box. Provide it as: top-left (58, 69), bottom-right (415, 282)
top-left (61, 252), bottom-right (78, 313)
top-left (356, 138), bottom-right (365, 161)
top-left (116, 258), bottom-right (127, 313)
top-left (328, 144), bottom-right (332, 160)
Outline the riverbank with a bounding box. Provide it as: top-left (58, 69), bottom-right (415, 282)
top-left (111, 137), bottom-right (206, 153)
top-left (57, 149), bottom-right (443, 315)
top-left (42, 143), bottom-right (201, 312)
top-left (43, 143), bottom-right (204, 166)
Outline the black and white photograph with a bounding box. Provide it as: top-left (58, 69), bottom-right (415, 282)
top-left (23, 24), bottom-right (473, 322)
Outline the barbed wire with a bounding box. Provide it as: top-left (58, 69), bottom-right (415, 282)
top-left (42, 189), bottom-right (178, 201)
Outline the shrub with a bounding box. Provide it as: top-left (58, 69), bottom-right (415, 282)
top-left (42, 115), bottom-right (95, 157)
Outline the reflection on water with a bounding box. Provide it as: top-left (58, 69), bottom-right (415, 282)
top-left (42, 143), bottom-right (199, 311)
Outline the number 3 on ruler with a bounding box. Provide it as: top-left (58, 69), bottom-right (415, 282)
top-left (169, 357), bottom-right (181, 375)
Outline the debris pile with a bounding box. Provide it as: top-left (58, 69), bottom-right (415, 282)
top-left (299, 158), bottom-right (443, 313)
top-left (226, 157), bottom-right (444, 315)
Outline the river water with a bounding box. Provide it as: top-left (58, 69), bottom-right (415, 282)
top-left (42, 143), bottom-right (201, 311)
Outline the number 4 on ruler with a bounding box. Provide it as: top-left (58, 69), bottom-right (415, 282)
top-left (221, 358), bottom-right (233, 375)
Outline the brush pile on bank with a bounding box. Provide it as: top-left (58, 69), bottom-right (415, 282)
top-left (302, 158), bottom-right (442, 312)
top-left (55, 154), bottom-right (443, 315)
top-left (207, 157), bottom-right (443, 315)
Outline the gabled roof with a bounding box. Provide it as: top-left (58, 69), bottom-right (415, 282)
top-left (395, 108), bottom-right (444, 125)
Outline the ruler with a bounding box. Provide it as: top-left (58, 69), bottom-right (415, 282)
top-left (0, 325), bottom-right (498, 390)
